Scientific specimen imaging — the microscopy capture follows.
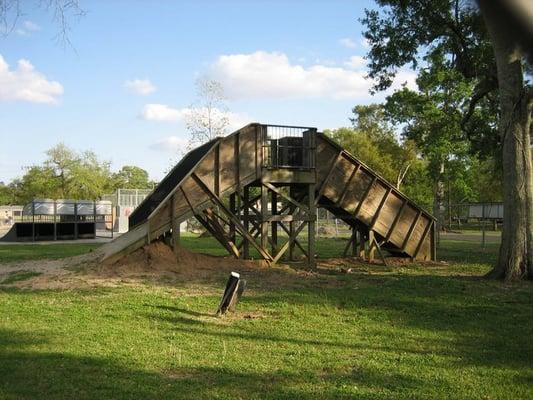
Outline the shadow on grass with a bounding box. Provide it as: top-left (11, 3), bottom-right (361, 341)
top-left (148, 271), bottom-right (533, 374)
top-left (0, 328), bottom-right (427, 400)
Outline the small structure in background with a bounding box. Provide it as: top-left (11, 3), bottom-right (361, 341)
top-left (0, 205), bottom-right (23, 227)
top-left (217, 272), bottom-right (246, 315)
top-left (102, 188), bottom-right (153, 233)
top-left (0, 199), bottom-right (113, 242)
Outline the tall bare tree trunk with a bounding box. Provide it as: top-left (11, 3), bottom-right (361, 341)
top-left (481, 5), bottom-right (533, 280)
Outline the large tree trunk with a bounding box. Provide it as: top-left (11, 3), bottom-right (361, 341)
top-left (481, 4), bottom-right (533, 280)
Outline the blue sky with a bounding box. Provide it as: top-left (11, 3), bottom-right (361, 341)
top-left (0, 0), bottom-right (415, 183)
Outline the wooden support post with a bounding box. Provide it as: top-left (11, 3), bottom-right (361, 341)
top-left (260, 184), bottom-right (269, 252)
top-left (342, 228), bottom-right (355, 257)
top-left (289, 200), bottom-right (295, 261)
top-left (358, 229), bottom-right (366, 258)
top-left (271, 190), bottom-right (278, 255)
top-left (308, 183), bottom-right (316, 268)
top-left (351, 227), bottom-right (357, 256)
top-left (367, 230), bottom-right (375, 261)
top-left (243, 185), bottom-right (250, 259)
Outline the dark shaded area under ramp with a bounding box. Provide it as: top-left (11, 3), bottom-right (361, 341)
top-left (0, 224), bottom-right (18, 242)
top-left (129, 139), bottom-right (219, 229)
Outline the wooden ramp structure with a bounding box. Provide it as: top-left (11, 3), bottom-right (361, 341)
top-left (100, 123), bottom-right (436, 266)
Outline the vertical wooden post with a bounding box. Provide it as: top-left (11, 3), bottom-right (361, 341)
top-left (53, 201), bottom-right (57, 241)
top-left (351, 227), bottom-right (357, 256)
top-left (243, 185), bottom-right (250, 259)
top-left (289, 187), bottom-right (295, 261)
top-left (367, 230), bottom-right (375, 261)
top-left (271, 190), bottom-right (278, 255)
top-left (261, 184), bottom-right (269, 251)
top-left (307, 183), bottom-right (316, 268)
top-left (358, 228), bottom-right (366, 258)
top-left (229, 193), bottom-right (236, 245)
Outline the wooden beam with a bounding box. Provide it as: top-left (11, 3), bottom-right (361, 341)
top-left (353, 176), bottom-right (377, 219)
top-left (401, 210), bottom-right (422, 252)
top-left (315, 151), bottom-right (343, 205)
top-left (214, 143), bottom-right (220, 196)
top-left (195, 212), bottom-right (238, 257)
top-left (271, 220), bottom-right (307, 264)
top-left (192, 173), bottom-right (273, 262)
top-left (369, 187), bottom-right (392, 231)
top-left (271, 190), bottom-right (278, 255)
top-left (412, 219), bottom-right (433, 260)
top-left (262, 182), bottom-right (308, 212)
top-left (278, 222), bottom-right (308, 256)
top-left (308, 183), bottom-right (316, 268)
top-left (383, 199), bottom-right (407, 243)
top-left (204, 209), bottom-right (240, 258)
top-left (335, 163), bottom-right (360, 207)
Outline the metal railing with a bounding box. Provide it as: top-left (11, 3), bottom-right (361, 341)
top-left (260, 124), bottom-right (317, 169)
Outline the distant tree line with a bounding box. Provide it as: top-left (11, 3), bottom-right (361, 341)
top-left (0, 143), bottom-right (155, 205)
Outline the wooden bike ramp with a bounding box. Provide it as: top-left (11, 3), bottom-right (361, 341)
top-left (99, 123), bottom-right (435, 263)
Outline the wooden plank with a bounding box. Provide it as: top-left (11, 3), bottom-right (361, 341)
top-left (335, 163), bottom-right (360, 207)
top-left (315, 151), bottom-right (343, 205)
top-left (353, 176), bottom-right (377, 219)
top-left (402, 210), bottom-right (422, 252)
top-left (308, 183), bottom-right (316, 268)
top-left (383, 199), bottom-right (407, 243)
top-left (369, 187), bottom-right (392, 231)
top-left (413, 220), bottom-right (433, 259)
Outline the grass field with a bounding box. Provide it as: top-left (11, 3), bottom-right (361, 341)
top-left (0, 236), bottom-right (531, 399)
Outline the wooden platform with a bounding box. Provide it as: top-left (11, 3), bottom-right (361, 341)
top-left (100, 123), bottom-right (435, 264)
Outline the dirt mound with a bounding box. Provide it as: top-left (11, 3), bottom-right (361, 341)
top-left (95, 240), bottom-right (268, 282)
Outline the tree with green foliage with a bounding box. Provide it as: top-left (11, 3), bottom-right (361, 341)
top-left (361, 0), bottom-right (532, 280)
top-left (0, 182), bottom-right (15, 205)
top-left (384, 56), bottom-right (479, 230)
top-left (110, 166), bottom-right (153, 190)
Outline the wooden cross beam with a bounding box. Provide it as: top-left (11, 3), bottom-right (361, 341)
top-left (262, 182), bottom-right (309, 212)
top-left (192, 173), bottom-right (273, 262)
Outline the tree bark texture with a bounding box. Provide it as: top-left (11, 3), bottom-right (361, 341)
top-left (481, 2), bottom-right (533, 280)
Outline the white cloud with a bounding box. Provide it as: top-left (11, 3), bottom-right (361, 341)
top-left (124, 79), bottom-right (156, 95)
top-left (344, 55), bottom-right (366, 69)
top-left (0, 54), bottom-right (63, 104)
top-left (23, 21), bottom-right (40, 32)
top-left (150, 136), bottom-right (189, 152)
top-left (339, 37), bottom-right (357, 49)
top-left (15, 20), bottom-right (40, 36)
top-left (360, 37), bottom-right (370, 48)
top-left (141, 103), bottom-right (253, 130)
top-left (210, 51), bottom-right (417, 101)
top-left (141, 103), bottom-right (184, 121)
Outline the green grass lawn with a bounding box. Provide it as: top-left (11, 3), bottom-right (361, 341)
top-left (0, 236), bottom-right (532, 399)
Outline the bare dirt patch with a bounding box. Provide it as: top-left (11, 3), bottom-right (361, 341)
top-left (0, 240), bottom-right (433, 290)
